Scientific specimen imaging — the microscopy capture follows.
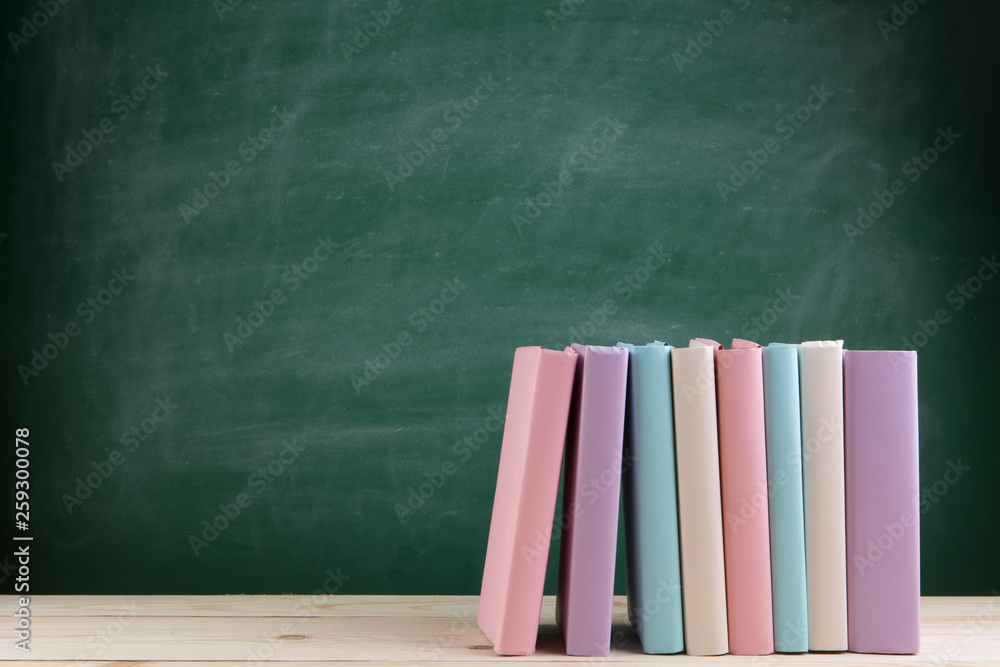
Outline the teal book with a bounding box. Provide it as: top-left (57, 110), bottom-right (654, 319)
top-left (617, 342), bottom-right (684, 654)
top-left (763, 343), bottom-right (809, 652)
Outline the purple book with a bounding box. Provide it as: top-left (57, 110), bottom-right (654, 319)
top-left (844, 350), bottom-right (920, 654)
top-left (556, 344), bottom-right (629, 656)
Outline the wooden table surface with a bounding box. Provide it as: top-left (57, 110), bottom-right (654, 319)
top-left (1, 595), bottom-right (997, 665)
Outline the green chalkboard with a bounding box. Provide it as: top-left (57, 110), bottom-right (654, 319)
top-left (1, 0), bottom-right (997, 596)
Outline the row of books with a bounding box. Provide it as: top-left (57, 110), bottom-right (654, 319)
top-left (477, 340), bottom-right (920, 656)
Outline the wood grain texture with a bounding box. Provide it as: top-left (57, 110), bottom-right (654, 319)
top-left (2, 595), bottom-right (997, 664)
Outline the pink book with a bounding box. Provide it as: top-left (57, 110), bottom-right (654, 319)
top-left (556, 344), bottom-right (629, 656)
top-left (478, 346), bottom-right (578, 656)
top-left (845, 350), bottom-right (920, 654)
top-left (709, 338), bottom-right (774, 655)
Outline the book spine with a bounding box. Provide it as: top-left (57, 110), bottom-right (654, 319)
top-left (799, 341), bottom-right (848, 651)
top-left (478, 346), bottom-right (578, 656)
top-left (716, 345), bottom-right (774, 655)
top-left (670, 344), bottom-right (729, 656)
top-left (618, 342), bottom-right (684, 654)
top-left (845, 350), bottom-right (920, 654)
top-left (557, 344), bottom-right (629, 656)
top-left (762, 344), bottom-right (809, 652)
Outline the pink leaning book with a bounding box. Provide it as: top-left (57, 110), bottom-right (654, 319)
top-left (709, 339), bottom-right (774, 655)
top-left (845, 350), bottom-right (920, 654)
top-left (556, 344), bottom-right (629, 656)
top-left (478, 346), bottom-right (579, 655)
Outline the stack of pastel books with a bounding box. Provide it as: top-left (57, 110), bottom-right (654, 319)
top-left (477, 340), bottom-right (920, 657)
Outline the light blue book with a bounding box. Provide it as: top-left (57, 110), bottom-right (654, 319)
top-left (617, 342), bottom-right (684, 654)
top-left (763, 343), bottom-right (809, 652)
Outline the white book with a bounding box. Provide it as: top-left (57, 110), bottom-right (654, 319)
top-left (670, 340), bottom-right (728, 656)
top-left (798, 340), bottom-right (848, 651)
